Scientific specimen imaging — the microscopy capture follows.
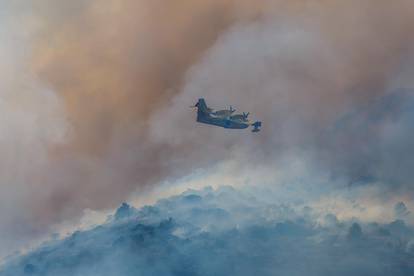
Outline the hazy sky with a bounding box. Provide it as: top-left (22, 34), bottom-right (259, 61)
top-left (1, 0), bottom-right (414, 258)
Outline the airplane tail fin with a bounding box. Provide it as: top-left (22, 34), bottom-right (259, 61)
top-left (251, 121), bottom-right (262, 132)
top-left (195, 98), bottom-right (209, 114)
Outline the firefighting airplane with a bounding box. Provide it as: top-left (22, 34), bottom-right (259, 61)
top-left (192, 98), bottom-right (262, 132)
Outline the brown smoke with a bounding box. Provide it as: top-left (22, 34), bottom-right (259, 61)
top-left (32, 0), bottom-right (264, 154)
top-left (2, 0), bottom-right (414, 257)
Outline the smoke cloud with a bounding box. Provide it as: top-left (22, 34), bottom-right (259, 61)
top-left (2, 0), bottom-right (414, 258)
top-left (3, 187), bottom-right (414, 275)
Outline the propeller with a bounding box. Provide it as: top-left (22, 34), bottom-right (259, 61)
top-left (190, 102), bottom-right (199, 108)
top-left (242, 112), bottom-right (250, 120)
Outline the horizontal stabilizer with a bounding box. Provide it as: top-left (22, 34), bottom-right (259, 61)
top-left (251, 121), bottom-right (262, 132)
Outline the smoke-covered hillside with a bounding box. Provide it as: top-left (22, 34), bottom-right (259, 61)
top-left (2, 186), bottom-right (414, 276)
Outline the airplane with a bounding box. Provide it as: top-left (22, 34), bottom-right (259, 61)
top-left (192, 98), bottom-right (262, 132)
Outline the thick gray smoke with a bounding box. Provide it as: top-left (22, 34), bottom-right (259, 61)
top-left (150, 16), bottom-right (414, 192)
top-left (2, 187), bottom-right (414, 276)
top-left (1, 0), bottom-right (414, 259)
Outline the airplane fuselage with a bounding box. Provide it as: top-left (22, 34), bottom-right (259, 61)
top-left (197, 111), bottom-right (249, 129)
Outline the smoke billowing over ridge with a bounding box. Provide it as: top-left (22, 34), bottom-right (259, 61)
top-left (2, 0), bottom-right (414, 257)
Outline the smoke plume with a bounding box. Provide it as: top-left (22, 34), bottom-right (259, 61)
top-left (2, 0), bottom-right (414, 257)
